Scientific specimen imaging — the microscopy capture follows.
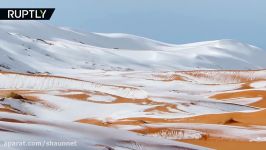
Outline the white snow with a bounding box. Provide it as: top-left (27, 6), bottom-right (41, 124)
top-left (147, 129), bottom-right (204, 140)
top-left (145, 123), bottom-right (266, 142)
top-left (0, 21), bottom-right (266, 74)
top-left (250, 137), bottom-right (266, 142)
top-left (30, 94), bottom-right (151, 121)
top-left (0, 73), bottom-right (147, 99)
top-left (0, 116), bottom-right (210, 150)
top-left (88, 94), bottom-right (116, 102)
top-left (226, 97), bottom-right (262, 105)
top-left (250, 81), bottom-right (266, 88)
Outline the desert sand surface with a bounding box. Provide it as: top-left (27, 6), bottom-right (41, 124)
top-left (0, 70), bottom-right (266, 149)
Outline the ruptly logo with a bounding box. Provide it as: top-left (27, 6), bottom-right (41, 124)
top-left (0, 8), bottom-right (55, 20)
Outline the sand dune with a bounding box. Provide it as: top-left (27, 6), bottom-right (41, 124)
top-left (0, 70), bottom-right (265, 149)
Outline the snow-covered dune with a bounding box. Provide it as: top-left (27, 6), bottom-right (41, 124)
top-left (0, 21), bottom-right (266, 74)
top-left (0, 70), bottom-right (265, 149)
top-left (0, 73), bottom-right (147, 99)
top-left (0, 112), bottom-right (210, 150)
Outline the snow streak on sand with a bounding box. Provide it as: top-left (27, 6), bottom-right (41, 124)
top-left (0, 73), bottom-right (147, 99)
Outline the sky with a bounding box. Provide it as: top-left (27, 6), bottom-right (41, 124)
top-left (1, 0), bottom-right (266, 49)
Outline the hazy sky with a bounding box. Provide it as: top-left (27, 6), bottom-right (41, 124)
top-left (1, 0), bottom-right (266, 49)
